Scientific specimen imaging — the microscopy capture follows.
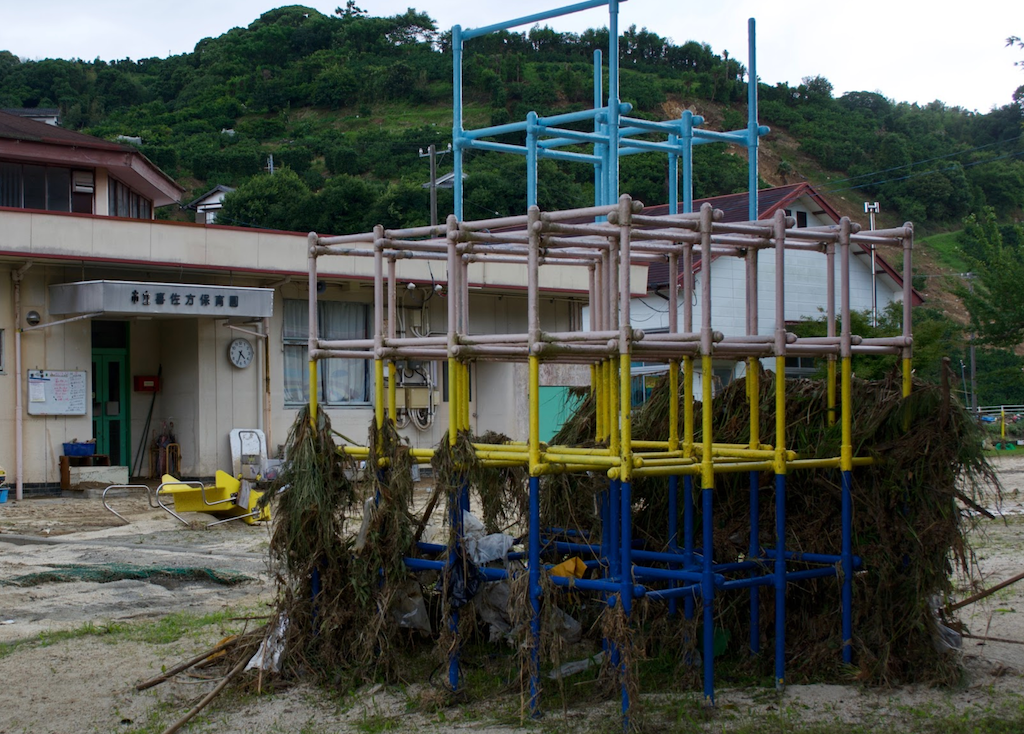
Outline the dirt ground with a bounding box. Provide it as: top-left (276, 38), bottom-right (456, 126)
top-left (2, 459), bottom-right (1024, 734)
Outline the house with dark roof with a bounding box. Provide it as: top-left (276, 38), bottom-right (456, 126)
top-left (628, 183), bottom-right (921, 389)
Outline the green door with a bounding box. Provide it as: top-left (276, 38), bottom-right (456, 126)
top-left (92, 321), bottom-right (130, 466)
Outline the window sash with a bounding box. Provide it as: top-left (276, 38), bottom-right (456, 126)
top-left (283, 299), bottom-right (370, 406)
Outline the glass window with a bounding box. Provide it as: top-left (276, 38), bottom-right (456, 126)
top-left (283, 299), bottom-right (371, 406)
top-left (1, 162), bottom-right (22, 207)
top-left (46, 167), bottom-right (71, 212)
top-left (23, 165), bottom-right (46, 210)
top-left (107, 178), bottom-right (152, 219)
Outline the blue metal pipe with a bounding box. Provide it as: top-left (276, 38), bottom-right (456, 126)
top-left (528, 474), bottom-right (542, 715)
top-left (702, 484), bottom-right (715, 705)
top-left (621, 478), bottom-right (633, 616)
top-left (403, 556), bottom-right (509, 581)
top-left (619, 115), bottom-right (685, 134)
top-left (786, 567), bottom-right (842, 582)
top-left (549, 574), bottom-right (645, 596)
top-left (684, 475), bottom-right (695, 618)
top-left (749, 470), bottom-right (760, 654)
top-left (774, 472), bottom-right (786, 691)
top-left (841, 469), bottom-right (854, 664)
top-left (463, 0), bottom-right (616, 40)
top-left (668, 473), bottom-right (679, 614)
top-left (609, 478), bottom-right (621, 579)
top-left (645, 584), bottom-right (702, 602)
top-left (761, 548), bottom-right (862, 568)
top-left (632, 565), bottom-right (709, 583)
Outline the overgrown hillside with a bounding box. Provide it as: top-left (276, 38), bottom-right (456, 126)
top-left (1, 5), bottom-right (1020, 235)
top-left (3, 5), bottom-right (1024, 402)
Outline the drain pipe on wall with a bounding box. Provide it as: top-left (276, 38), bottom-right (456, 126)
top-left (12, 262), bottom-right (32, 501)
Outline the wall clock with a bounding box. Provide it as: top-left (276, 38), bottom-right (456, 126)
top-left (228, 337), bottom-right (255, 369)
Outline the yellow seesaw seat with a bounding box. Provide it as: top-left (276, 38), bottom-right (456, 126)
top-left (160, 470), bottom-right (270, 525)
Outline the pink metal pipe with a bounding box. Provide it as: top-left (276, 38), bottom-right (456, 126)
top-left (313, 245), bottom-right (375, 257)
top-left (541, 235), bottom-right (611, 250)
top-left (774, 209), bottom-right (787, 357)
top-left (840, 218), bottom-right (852, 360)
top-left (311, 349), bottom-right (375, 360)
top-left (379, 239), bottom-right (448, 253)
top-left (538, 221), bottom-right (619, 238)
top-left (384, 336), bottom-right (448, 347)
top-left (318, 339), bottom-right (376, 349)
top-left (683, 239), bottom-right (693, 333)
top-left (627, 213), bottom-right (704, 228)
top-left (618, 194), bottom-right (633, 355)
top-left (378, 348), bottom-right (450, 360)
top-left (541, 202), bottom-right (624, 222)
top-left (700, 203), bottom-right (714, 356)
top-left (374, 225), bottom-right (385, 359)
top-left (317, 231), bottom-right (377, 246)
top-left (851, 346), bottom-right (901, 355)
top-left (452, 344), bottom-right (531, 357)
top-left (902, 224), bottom-right (914, 361)
top-left (668, 248), bottom-right (679, 336)
top-left (459, 213), bottom-right (531, 231)
top-left (384, 224), bottom-right (447, 239)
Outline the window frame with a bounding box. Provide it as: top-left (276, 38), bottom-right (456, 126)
top-left (283, 299), bottom-right (373, 408)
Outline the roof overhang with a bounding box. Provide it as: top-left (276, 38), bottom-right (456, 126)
top-left (0, 139), bottom-right (184, 206)
top-left (49, 280), bottom-right (274, 319)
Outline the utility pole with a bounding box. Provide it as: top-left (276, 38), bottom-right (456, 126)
top-left (864, 202), bottom-right (880, 327)
top-left (419, 145), bottom-right (437, 228)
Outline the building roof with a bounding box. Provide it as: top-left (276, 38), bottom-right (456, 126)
top-left (642, 183), bottom-right (920, 306)
top-left (186, 184), bottom-right (235, 209)
top-left (0, 111), bottom-right (184, 206)
top-left (645, 183), bottom-right (840, 288)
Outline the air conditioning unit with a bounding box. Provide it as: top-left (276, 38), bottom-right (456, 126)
top-left (72, 170), bottom-right (94, 194)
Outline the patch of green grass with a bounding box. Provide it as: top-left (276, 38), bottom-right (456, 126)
top-left (0, 609), bottom-right (243, 660)
top-left (920, 229), bottom-right (968, 272)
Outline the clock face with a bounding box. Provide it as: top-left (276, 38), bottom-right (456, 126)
top-left (228, 338), bottom-right (255, 368)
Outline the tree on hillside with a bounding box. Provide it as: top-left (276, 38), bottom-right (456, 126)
top-left (957, 207), bottom-right (1024, 347)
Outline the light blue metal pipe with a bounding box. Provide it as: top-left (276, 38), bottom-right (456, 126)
top-left (593, 49), bottom-right (604, 208)
top-left (605, 0), bottom-right (620, 205)
top-left (682, 111), bottom-right (694, 213)
top-left (463, 0), bottom-right (616, 40)
top-left (467, 138), bottom-right (602, 164)
top-left (618, 138), bottom-right (687, 155)
top-left (526, 111), bottom-right (538, 207)
top-left (692, 128), bottom-right (749, 145)
top-left (535, 126), bottom-right (608, 144)
top-left (747, 17), bottom-right (759, 221)
top-left (453, 24), bottom-right (464, 221)
top-left (619, 115), bottom-right (685, 134)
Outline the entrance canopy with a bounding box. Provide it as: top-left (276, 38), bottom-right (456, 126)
top-left (49, 280), bottom-right (274, 319)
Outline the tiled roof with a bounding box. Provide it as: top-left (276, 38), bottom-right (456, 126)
top-left (0, 110), bottom-right (131, 152)
top-left (645, 183), bottom-right (837, 289)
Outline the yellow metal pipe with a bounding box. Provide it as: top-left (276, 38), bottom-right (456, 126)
top-left (902, 357), bottom-right (912, 398)
top-left (684, 356), bottom-right (694, 458)
top-left (701, 354), bottom-right (714, 490)
top-left (544, 452), bottom-right (621, 467)
top-left (462, 361), bottom-right (471, 432)
top-left (529, 356), bottom-right (541, 474)
top-left (774, 356), bottom-right (787, 476)
top-left (387, 361), bottom-right (397, 425)
top-left (669, 359), bottom-right (679, 452)
top-left (543, 446), bottom-right (616, 456)
top-left (634, 456), bottom-right (699, 467)
top-left (536, 462), bottom-right (606, 476)
top-left (610, 356), bottom-right (620, 456)
top-left (452, 356), bottom-right (460, 446)
top-left (308, 359), bottom-right (318, 429)
top-left (619, 353), bottom-right (633, 482)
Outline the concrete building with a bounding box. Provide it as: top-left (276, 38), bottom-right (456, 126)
top-left (0, 112), bottom-right (605, 496)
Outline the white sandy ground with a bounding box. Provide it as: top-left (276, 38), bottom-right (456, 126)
top-left (1, 458), bottom-right (1024, 733)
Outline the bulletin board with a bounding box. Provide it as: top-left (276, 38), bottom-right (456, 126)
top-left (27, 370), bottom-right (88, 416)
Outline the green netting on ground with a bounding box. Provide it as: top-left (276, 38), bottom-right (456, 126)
top-left (2, 563), bottom-right (252, 587)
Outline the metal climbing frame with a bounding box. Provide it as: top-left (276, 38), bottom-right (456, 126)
top-left (305, 194), bottom-right (916, 718)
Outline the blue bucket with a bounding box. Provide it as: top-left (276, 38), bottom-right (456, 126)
top-left (0, 489), bottom-right (8, 503)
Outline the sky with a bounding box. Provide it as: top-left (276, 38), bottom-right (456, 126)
top-left (2, 0), bottom-right (1021, 113)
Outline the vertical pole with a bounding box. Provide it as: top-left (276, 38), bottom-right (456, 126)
top-left (387, 255), bottom-right (397, 424)
top-left (307, 233), bottom-right (319, 428)
top-left (681, 110), bottom-right (694, 214)
top-left (373, 226), bottom-right (385, 431)
top-left (682, 232), bottom-right (695, 620)
top-left (747, 197), bottom-right (761, 655)
top-left (902, 224), bottom-right (914, 400)
top-left (593, 49), bottom-right (604, 209)
top-left (746, 18), bottom-right (759, 223)
top-left (429, 144), bottom-right (438, 229)
top-left (826, 238), bottom-right (837, 426)
top-left (668, 245), bottom-right (680, 616)
top-left (527, 111), bottom-right (538, 208)
top-left (699, 203), bottom-right (715, 706)
top-left (839, 217), bottom-right (854, 666)
top-left (452, 26), bottom-right (464, 221)
top-left (606, 0), bottom-right (620, 205)
top-left (668, 133), bottom-right (678, 216)
top-left (446, 215), bottom-right (459, 446)
top-left (773, 209), bottom-right (788, 691)
top-left (527, 205), bottom-right (542, 717)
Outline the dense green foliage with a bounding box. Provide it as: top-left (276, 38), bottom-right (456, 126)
top-left (1, 6), bottom-right (1020, 233)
